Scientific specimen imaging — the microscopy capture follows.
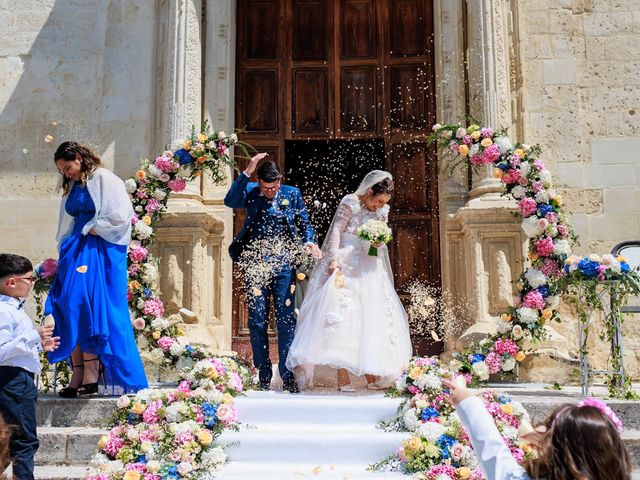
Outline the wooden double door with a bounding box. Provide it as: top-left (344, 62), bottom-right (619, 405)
top-left (234, 0), bottom-right (441, 355)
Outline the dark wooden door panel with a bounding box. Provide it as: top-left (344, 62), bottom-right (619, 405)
top-left (244, 0), bottom-right (280, 59)
top-left (392, 220), bottom-right (436, 288)
top-left (341, 0), bottom-right (377, 59)
top-left (243, 70), bottom-right (279, 132)
top-left (293, 69), bottom-right (329, 133)
top-left (292, 0), bottom-right (328, 61)
top-left (340, 66), bottom-right (377, 133)
top-left (391, 142), bottom-right (436, 212)
top-left (390, 64), bottom-right (430, 131)
top-left (390, 0), bottom-right (427, 56)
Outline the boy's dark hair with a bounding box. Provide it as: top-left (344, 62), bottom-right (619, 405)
top-left (0, 254), bottom-right (33, 279)
top-left (256, 160), bottom-right (281, 182)
top-left (371, 178), bottom-right (394, 196)
top-left (525, 403), bottom-right (632, 480)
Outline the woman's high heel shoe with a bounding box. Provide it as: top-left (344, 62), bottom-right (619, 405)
top-left (78, 358), bottom-right (104, 397)
top-left (58, 364), bottom-right (84, 398)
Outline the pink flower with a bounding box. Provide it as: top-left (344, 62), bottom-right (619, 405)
top-left (175, 431), bottom-right (195, 446)
top-left (449, 140), bottom-right (459, 152)
top-left (517, 176), bottom-right (529, 186)
top-left (533, 159), bottom-right (545, 171)
top-left (154, 156), bottom-right (179, 173)
top-left (129, 246), bottom-right (148, 263)
top-left (168, 178), bottom-right (187, 192)
top-left (463, 134), bottom-right (473, 145)
top-left (485, 352), bottom-right (502, 374)
top-left (545, 212), bottom-right (558, 223)
top-left (501, 169), bottom-right (521, 185)
top-left (540, 258), bottom-right (559, 276)
top-left (518, 198), bottom-right (538, 217)
top-left (136, 190), bottom-right (149, 199)
top-left (128, 264), bottom-right (141, 275)
top-left (216, 404), bottom-right (238, 425)
top-left (597, 264), bottom-right (607, 281)
top-left (178, 380), bottom-right (191, 393)
top-left (537, 218), bottom-right (549, 231)
top-left (143, 298), bottom-right (165, 317)
top-left (145, 198), bottom-right (163, 214)
top-left (131, 216), bottom-right (139, 224)
top-left (425, 464), bottom-right (457, 479)
top-left (493, 338), bottom-right (519, 356)
top-left (481, 144), bottom-right (501, 164)
top-left (578, 397), bottom-right (623, 431)
top-left (157, 336), bottom-right (176, 352)
top-left (531, 181), bottom-right (544, 193)
top-left (510, 155), bottom-right (521, 166)
top-left (142, 400), bottom-right (163, 424)
top-left (103, 436), bottom-right (125, 457)
top-left (536, 236), bottom-right (555, 257)
top-left (37, 258), bottom-right (58, 279)
top-left (407, 385), bottom-right (419, 394)
top-left (144, 475), bottom-right (161, 480)
top-left (480, 127), bottom-right (494, 138)
top-left (557, 224), bottom-right (569, 237)
top-left (396, 446), bottom-right (407, 462)
top-left (523, 289), bottom-right (545, 309)
top-left (133, 318), bottom-right (146, 331)
top-left (470, 154), bottom-right (484, 166)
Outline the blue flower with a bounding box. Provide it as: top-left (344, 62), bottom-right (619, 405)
top-left (538, 204), bottom-right (554, 217)
top-left (578, 259), bottom-right (599, 277)
top-left (537, 285), bottom-right (550, 297)
top-left (162, 465), bottom-right (179, 480)
top-left (137, 455), bottom-right (147, 464)
top-left (436, 434), bottom-right (457, 459)
top-left (144, 287), bottom-right (153, 298)
top-left (621, 262), bottom-right (630, 273)
top-left (497, 162), bottom-right (510, 171)
top-left (174, 149), bottom-right (193, 165)
top-left (126, 413), bottom-right (139, 424)
top-left (497, 394), bottom-right (511, 404)
top-left (470, 354), bottom-right (486, 364)
top-left (421, 407), bottom-right (439, 421)
top-left (186, 345), bottom-right (195, 354)
top-left (202, 402), bottom-right (218, 417)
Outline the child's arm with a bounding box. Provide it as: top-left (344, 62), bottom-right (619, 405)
top-left (0, 313), bottom-right (42, 363)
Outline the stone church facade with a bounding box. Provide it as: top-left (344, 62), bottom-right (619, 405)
top-left (1, 0), bottom-right (639, 381)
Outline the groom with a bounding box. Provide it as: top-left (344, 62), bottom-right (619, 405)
top-left (225, 153), bottom-right (321, 393)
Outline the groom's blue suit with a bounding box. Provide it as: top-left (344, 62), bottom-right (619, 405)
top-left (224, 173), bottom-right (316, 385)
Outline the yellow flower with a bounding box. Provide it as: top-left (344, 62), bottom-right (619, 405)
top-left (197, 133), bottom-right (208, 143)
top-left (222, 393), bottom-right (234, 405)
top-left (132, 401), bottom-right (146, 415)
top-left (514, 148), bottom-right (525, 158)
top-left (480, 138), bottom-right (493, 147)
top-left (528, 252), bottom-right (539, 262)
top-left (542, 309), bottom-right (553, 320)
top-left (470, 130), bottom-right (481, 140)
top-left (184, 139), bottom-right (192, 150)
top-left (129, 280), bottom-right (141, 290)
top-left (135, 170), bottom-right (146, 180)
top-left (458, 144), bottom-right (470, 156)
top-left (501, 313), bottom-right (512, 322)
top-left (492, 168), bottom-right (503, 179)
top-left (177, 328), bottom-right (185, 336)
top-left (467, 124), bottom-right (480, 133)
top-left (408, 366), bottom-right (422, 380)
top-left (152, 330), bottom-right (161, 340)
top-left (404, 436), bottom-right (423, 453)
top-left (516, 351), bottom-right (526, 362)
top-left (98, 435), bottom-right (109, 449)
top-left (197, 430), bottom-right (213, 446)
top-left (458, 467), bottom-right (472, 479)
top-left (296, 272), bottom-right (306, 281)
top-left (617, 255), bottom-right (628, 263)
top-left (501, 403), bottom-right (513, 415)
top-left (142, 215), bottom-right (152, 225)
top-left (123, 471), bottom-right (141, 480)
top-left (554, 194), bottom-right (563, 206)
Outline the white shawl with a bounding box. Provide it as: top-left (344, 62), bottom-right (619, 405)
top-left (55, 167), bottom-right (134, 247)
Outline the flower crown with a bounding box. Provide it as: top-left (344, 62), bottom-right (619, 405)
top-left (577, 397), bottom-right (623, 432)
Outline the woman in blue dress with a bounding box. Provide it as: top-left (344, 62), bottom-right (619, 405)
top-left (47, 141), bottom-right (148, 397)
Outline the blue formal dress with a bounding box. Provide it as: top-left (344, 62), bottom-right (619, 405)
top-left (47, 182), bottom-right (148, 392)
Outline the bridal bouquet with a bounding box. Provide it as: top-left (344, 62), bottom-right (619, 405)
top-left (357, 219), bottom-right (393, 256)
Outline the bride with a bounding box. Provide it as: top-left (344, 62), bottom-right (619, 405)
top-left (286, 170), bottom-right (413, 391)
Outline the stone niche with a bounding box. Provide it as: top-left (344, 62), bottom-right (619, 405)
top-left (151, 203), bottom-right (230, 353)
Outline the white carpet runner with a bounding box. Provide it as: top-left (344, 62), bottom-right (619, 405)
top-left (217, 390), bottom-right (410, 479)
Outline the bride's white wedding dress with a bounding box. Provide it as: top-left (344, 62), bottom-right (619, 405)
top-left (286, 194), bottom-right (412, 387)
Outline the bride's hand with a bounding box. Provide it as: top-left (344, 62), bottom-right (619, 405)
top-left (327, 260), bottom-right (340, 274)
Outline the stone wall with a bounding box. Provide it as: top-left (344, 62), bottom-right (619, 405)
top-left (516, 0), bottom-right (640, 377)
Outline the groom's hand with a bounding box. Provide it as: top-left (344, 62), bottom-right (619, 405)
top-left (305, 243), bottom-right (323, 260)
top-left (244, 152), bottom-right (269, 176)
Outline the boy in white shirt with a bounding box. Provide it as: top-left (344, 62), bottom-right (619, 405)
top-left (0, 254), bottom-right (59, 480)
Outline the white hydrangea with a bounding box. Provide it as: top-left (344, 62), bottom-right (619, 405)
top-left (545, 295), bottom-right (560, 309)
top-left (519, 162), bottom-right (531, 177)
top-left (521, 216), bottom-right (542, 238)
top-left (472, 361), bottom-right (490, 381)
top-left (142, 264), bottom-right (158, 284)
top-left (496, 319), bottom-right (512, 334)
top-left (502, 358), bottom-right (516, 372)
top-left (154, 189), bottom-right (167, 200)
top-left (511, 185), bottom-right (527, 199)
top-left (553, 239), bottom-right (572, 256)
top-left (395, 375), bottom-right (407, 392)
top-left (415, 373), bottom-right (441, 391)
top-left (516, 307), bottom-right (540, 325)
top-left (403, 409), bottom-right (419, 431)
top-left (148, 165), bottom-right (163, 178)
top-left (495, 136), bottom-right (513, 154)
top-left (151, 318), bottom-right (170, 330)
top-left (170, 342), bottom-right (186, 357)
top-left (165, 402), bottom-right (188, 422)
top-left (534, 190), bottom-right (549, 204)
top-left (417, 421), bottom-right (446, 442)
top-left (524, 268), bottom-right (548, 289)
top-left (201, 446), bottom-right (227, 469)
top-left (134, 222), bottom-right (153, 239)
top-left (124, 178), bottom-right (137, 193)
top-left (538, 169), bottom-right (552, 186)
top-left (469, 143), bottom-right (480, 157)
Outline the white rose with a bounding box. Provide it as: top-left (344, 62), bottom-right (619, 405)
top-left (588, 253), bottom-right (602, 262)
top-left (134, 222), bottom-right (153, 239)
top-left (516, 307), bottom-right (540, 325)
top-left (456, 127), bottom-right (467, 139)
top-left (524, 268), bottom-right (548, 289)
top-left (146, 460), bottom-right (161, 473)
top-left (495, 136), bottom-right (513, 154)
top-left (218, 131), bottom-right (226, 139)
top-left (511, 324), bottom-right (524, 340)
top-left (177, 165), bottom-right (193, 178)
top-left (229, 133), bottom-right (238, 143)
top-left (502, 357), bottom-right (516, 371)
top-left (202, 446), bottom-right (227, 468)
top-left (170, 342), bottom-right (186, 357)
top-left (116, 395), bottom-right (131, 409)
top-left (432, 123), bottom-right (442, 132)
top-left (417, 421), bottom-right (446, 442)
top-left (472, 361), bottom-right (490, 381)
top-left (177, 462), bottom-right (193, 476)
top-left (124, 178), bottom-right (137, 193)
top-left (511, 185), bottom-right (526, 199)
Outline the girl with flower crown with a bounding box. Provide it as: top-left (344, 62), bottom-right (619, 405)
top-left (442, 378), bottom-right (632, 480)
top-left (47, 142), bottom-right (148, 397)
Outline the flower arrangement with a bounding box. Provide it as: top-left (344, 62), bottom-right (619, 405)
top-left (387, 357), bottom-right (455, 398)
top-left (356, 219), bottom-right (393, 256)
